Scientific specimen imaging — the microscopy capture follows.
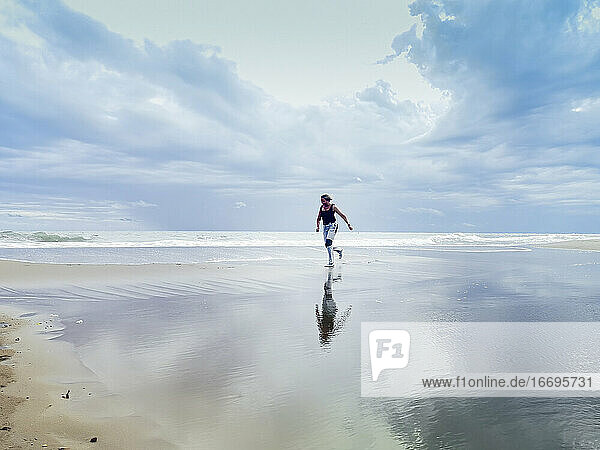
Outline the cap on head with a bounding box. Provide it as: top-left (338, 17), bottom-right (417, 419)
top-left (321, 193), bottom-right (332, 201)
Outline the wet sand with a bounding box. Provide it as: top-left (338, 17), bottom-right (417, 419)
top-left (1, 248), bottom-right (600, 448)
top-left (0, 260), bottom-right (223, 449)
top-left (0, 258), bottom-right (297, 448)
top-left (541, 239), bottom-right (600, 251)
top-left (0, 259), bottom-right (220, 289)
top-left (0, 309), bottom-right (175, 449)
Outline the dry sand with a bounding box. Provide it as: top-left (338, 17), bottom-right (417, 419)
top-left (540, 239), bottom-right (600, 251)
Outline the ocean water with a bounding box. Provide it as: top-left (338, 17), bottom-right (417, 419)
top-left (0, 230), bottom-right (597, 264)
top-left (2, 232), bottom-right (600, 448)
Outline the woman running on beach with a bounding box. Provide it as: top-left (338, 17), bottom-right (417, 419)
top-left (315, 193), bottom-right (353, 266)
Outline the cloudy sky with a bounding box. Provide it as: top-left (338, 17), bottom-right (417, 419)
top-left (1, 0), bottom-right (600, 232)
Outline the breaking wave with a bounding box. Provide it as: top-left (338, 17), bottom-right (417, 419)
top-left (0, 231), bottom-right (92, 243)
top-left (0, 231), bottom-right (597, 249)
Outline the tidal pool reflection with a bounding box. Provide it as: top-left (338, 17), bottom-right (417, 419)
top-left (315, 268), bottom-right (352, 347)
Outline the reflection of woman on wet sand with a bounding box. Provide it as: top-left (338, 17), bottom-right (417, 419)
top-left (315, 268), bottom-right (352, 346)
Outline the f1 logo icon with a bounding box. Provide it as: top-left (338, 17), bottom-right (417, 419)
top-left (369, 330), bottom-right (411, 381)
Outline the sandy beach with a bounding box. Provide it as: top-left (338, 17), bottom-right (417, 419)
top-left (540, 239), bottom-right (600, 251)
top-left (0, 312), bottom-right (176, 449)
top-left (0, 258), bottom-right (306, 448)
top-left (1, 240), bottom-right (600, 448)
top-left (0, 259), bottom-right (223, 289)
top-left (0, 260), bottom-right (217, 448)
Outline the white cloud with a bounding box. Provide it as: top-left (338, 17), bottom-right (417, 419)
top-left (571, 97), bottom-right (600, 112)
top-left (398, 207), bottom-right (444, 216)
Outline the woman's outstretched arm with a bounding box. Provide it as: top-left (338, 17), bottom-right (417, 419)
top-left (333, 206), bottom-right (353, 230)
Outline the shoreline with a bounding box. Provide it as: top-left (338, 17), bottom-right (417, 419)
top-left (0, 260), bottom-right (217, 449)
top-left (0, 259), bottom-right (227, 290)
top-left (0, 306), bottom-right (174, 449)
top-left (539, 239), bottom-right (600, 251)
top-left (0, 259), bottom-right (254, 449)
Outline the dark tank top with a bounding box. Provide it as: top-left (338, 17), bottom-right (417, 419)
top-left (321, 204), bottom-right (336, 225)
